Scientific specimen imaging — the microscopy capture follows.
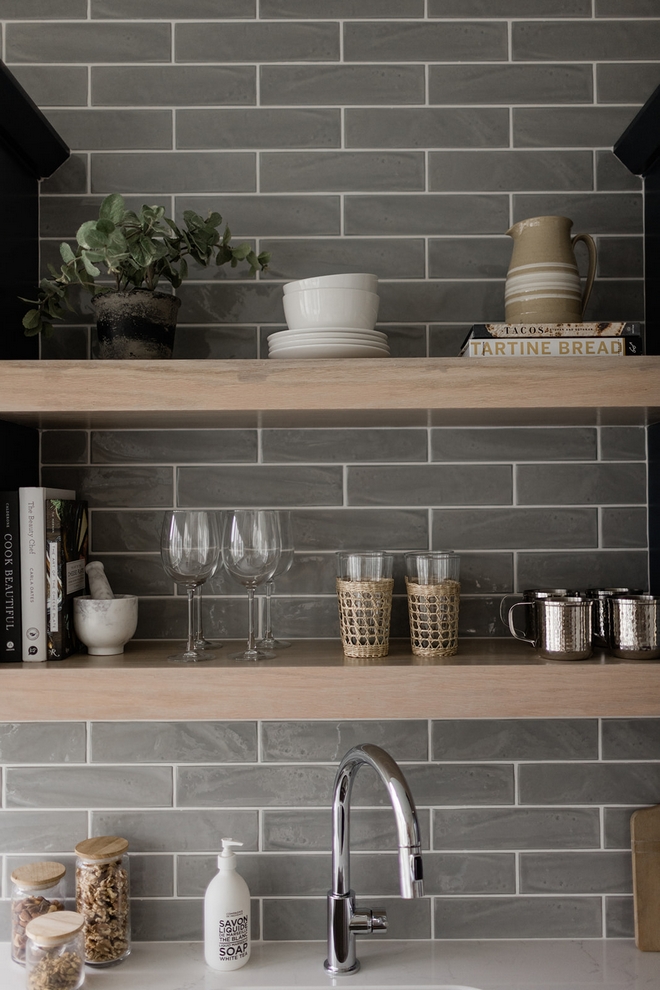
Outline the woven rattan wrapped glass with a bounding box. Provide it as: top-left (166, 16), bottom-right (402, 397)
top-left (405, 552), bottom-right (460, 657)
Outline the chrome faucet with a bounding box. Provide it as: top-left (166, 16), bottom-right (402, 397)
top-left (324, 743), bottom-right (424, 976)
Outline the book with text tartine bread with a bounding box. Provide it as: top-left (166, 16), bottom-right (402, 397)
top-left (19, 486), bottom-right (75, 662)
top-left (46, 498), bottom-right (88, 660)
top-left (461, 321), bottom-right (644, 357)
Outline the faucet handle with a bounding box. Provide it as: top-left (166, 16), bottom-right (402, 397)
top-left (349, 908), bottom-right (388, 933)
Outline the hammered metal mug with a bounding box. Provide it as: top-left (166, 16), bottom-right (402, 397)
top-left (508, 596), bottom-right (593, 661)
top-left (501, 588), bottom-right (580, 641)
top-left (608, 595), bottom-right (660, 660)
top-left (586, 588), bottom-right (644, 648)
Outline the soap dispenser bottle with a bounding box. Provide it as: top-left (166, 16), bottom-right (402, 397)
top-left (204, 838), bottom-right (250, 971)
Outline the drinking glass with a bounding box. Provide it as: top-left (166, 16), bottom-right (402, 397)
top-left (222, 509), bottom-right (281, 661)
top-left (160, 510), bottom-right (221, 663)
top-left (257, 511), bottom-right (294, 651)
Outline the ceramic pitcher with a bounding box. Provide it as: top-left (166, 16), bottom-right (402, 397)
top-left (505, 215), bottom-right (597, 323)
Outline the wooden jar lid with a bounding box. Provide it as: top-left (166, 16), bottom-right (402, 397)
top-left (11, 861), bottom-right (66, 890)
top-left (25, 911), bottom-right (84, 946)
top-left (75, 835), bottom-right (129, 860)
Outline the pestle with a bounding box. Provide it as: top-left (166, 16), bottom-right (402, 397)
top-left (86, 561), bottom-right (115, 600)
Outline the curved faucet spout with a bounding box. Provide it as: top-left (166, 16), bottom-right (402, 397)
top-left (325, 743), bottom-right (424, 975)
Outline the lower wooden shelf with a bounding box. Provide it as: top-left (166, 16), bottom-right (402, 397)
top-left (2, 638), bottom-right (659, 721)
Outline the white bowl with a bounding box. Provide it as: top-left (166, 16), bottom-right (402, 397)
top-left (269, 342), bottom-right (389, 359)
top-left (283, 273), bottom-right (378, 295)
top-left (283, 287), bottom-right (380, 331)
top-left (268, 327), bottom-right (388, 344)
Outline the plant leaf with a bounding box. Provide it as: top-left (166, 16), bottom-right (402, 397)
top-left (22, 309), bottom-right (41, 330)
top-left (99, 193), bottom-right (126, 224)
top-left (60, 242), bottom-right (76, 264)
top-left (81, 253), bottom-right (101, 277)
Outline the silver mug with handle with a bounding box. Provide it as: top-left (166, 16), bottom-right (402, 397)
top-left (586, 588), bottom-right (644, 648)
top-left (608, 595), bottom-right (660, 660)
top-left (501, 588), bottom-right (580, 642)
top-left (508, 595), bottom-right (593, 661)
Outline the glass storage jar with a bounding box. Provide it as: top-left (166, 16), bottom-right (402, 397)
top-left (74, 836), bottom-right (130, 966)
top-left (11, 862), bottom-right (66, 965)
top-left (25, 910), bottom-right (85, 990)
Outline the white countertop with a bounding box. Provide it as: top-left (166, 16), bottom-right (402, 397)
top-left (2, 939), bottom-right (660, 990)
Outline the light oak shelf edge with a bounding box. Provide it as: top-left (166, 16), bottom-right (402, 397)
top-left (3, 639), bottom-right (659, 721)
top-left (0, 357), bottom-right (658, 429)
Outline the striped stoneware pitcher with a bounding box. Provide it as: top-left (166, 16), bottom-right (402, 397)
top-left (504, 215), bottom-right (597, 324)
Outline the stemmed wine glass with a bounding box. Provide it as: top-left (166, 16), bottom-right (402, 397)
top-left (257, 510), bottom-right (294, 650)
top-left (222, 509), bottom-right (281, 661)
top-left (160, 510), bottom-right (221, 663)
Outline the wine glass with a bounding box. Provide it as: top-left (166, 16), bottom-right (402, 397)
top-left (222, 509), bottom-right (281, 661)
top-left (160, 510), bottom-right (221, 663)
top-left (257, 510), bottom-right (294, 650)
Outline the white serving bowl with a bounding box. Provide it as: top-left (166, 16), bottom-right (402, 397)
top-left (283, 273), bottom-right (378, 295)
top-left (283, 287), bottom-right (380, 331)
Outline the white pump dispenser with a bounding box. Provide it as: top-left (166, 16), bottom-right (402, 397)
top-left (204, 838), bottom-right (251, 971)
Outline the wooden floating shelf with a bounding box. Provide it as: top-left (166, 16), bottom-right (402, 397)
top-left (2, 639), bottom-right (659, 721)
top-left (0, 357), bottom-right (658, 429)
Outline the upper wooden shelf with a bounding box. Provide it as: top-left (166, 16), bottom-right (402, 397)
top-left (3, 639), bottom-right (660, 721)
top-left (1, 357), bottom-right (659, 429)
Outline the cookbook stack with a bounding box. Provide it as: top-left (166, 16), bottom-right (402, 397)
top-left (461, 321), bottom-right (644, 357)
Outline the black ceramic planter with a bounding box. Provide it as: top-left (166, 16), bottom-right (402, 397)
top-left (92, 289), bottom-right (181, 359)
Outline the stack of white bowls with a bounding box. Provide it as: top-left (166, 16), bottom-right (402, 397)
top-left (268, 273), bottom-right (389, 359)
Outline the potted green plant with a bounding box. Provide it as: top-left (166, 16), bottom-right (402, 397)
top-left (21, 193), bottom-right (269, 358)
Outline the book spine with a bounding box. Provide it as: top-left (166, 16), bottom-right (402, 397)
top-left (19, 487), bottom-right (75, 662)
top-left (0, 492), bottom-right (21, 662)
top-left (463, 336), bottom-right (643, 357)
top-left (19, 488), bottom-right (46, 661)
top-left (470, 322), bottom-right (642, 338)
top-left (47, 499), bottom-right (88, 661)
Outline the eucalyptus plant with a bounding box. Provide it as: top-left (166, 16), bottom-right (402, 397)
top-left (22, 193), bottom-right (269, 336)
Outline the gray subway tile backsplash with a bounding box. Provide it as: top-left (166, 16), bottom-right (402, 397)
top-left (434, 895), bottom-right (602, 939)
top-left (432, 719), bottom-right (598, 762)
top-left (345, 108), bottom-right (509, 150)
top-left (605, 896), bottom-right (635, 939)
top-left (92, 65), bottom-right (257, 107)
top-left (429, 150), bottom-right (593, 193)
top-left (6, 2), bottom-right (658, 943)
top-left (428, 62), bottom-right (593, 105)
top-left (433, 808), bottom-right (601, 851)
top-left (0, 716), bottom-right (657, 939)
top-left (177, 109), bottom-right (340, 150)
top-left (516, 462), bottom-right (647, 506)
top-left (92, 152), bottom-right (257, 195)
top-left (44, 109), bottom-right (173, 151)
top-left (6, 22), bottom-right (172, 62)
top-left (519, 763), bottom-right (660, 806)
top-left (343, 20), bottom-right (508, 62)
top-left (90, 722), bottom-right (257, 764)
top-left (512, 18), bottom-right (660, 60)
top-left (175, 21), bottom-right (340, 62)
top-left (520, 851), bottom-right (632, 894)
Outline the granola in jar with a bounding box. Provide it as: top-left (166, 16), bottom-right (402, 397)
top-left (11, 862), bottom-right (66, 965)
top-left (25, 910), bottom-right (85, 990)
top-left (74, 836), bottom-right (130, 966)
